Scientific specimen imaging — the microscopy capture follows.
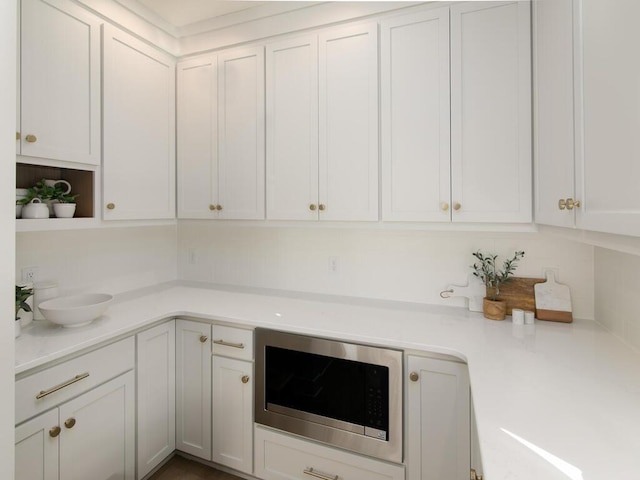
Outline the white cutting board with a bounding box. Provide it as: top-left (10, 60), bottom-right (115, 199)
top-left (443, 274), bottom-right (486, 312)
top-left (534, 271), bottom-right (573, 323)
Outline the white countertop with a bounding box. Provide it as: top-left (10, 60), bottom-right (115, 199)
top-left (14, 284), bottom-right (640, 480)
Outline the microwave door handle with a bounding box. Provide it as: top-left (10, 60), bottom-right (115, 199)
top-left (303, 467), bottom-right (339, 480)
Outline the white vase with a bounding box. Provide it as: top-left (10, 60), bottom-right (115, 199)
top-left (15, 320), bottom-right (21, 338)
top-left (53, 203), bottom-right (76, 218)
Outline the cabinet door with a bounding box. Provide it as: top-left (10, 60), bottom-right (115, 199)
top-left (212, 356), bottom-right (253, 474)
top-left (20, 0), bottom-right (100, 164)
top-left (176, 320), bottom-right (212, 460)
top-left (266, 35), bottom-right (319, 221)
top-left (102, 25), bottom-right (176, 220)
top-left (451, 2), bottom-right (531, 223)
top-left (15, 409), bottom-right (59, 480)
top-left (218, 46), bottom-right (265, 220)
top-left (533, 0), bottom-right (576, 228)
top-left (381, 8), bottom-right (451, 222)
top-left (177, 55), bottom-right (218, 218)
top-left (136, 321), bottom-right (176, 479)
top-left (59, 371), bottom-right (135, 480)
top-left (319, 23), bottom-right (379, 221)
top-left (407, 356), bottom-right (470, 480)
top-left (575, 0), bottom-right (640, 236)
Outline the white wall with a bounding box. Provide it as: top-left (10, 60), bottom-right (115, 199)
top-left (178, 223), bottom-right (595, 319)
top-left (0, 1), bottom-right (17, 477)
top-left (16, 226), bottom-right (178, 296)
top-left (595, 246), bottom-right (640, 350)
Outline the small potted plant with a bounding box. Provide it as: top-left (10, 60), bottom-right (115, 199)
top-left (51, 189), bottom-right (78, 218)
top-left (15, 284), bottom-right (33, 337)
top-left (471, 250), bottom-right (525, 320)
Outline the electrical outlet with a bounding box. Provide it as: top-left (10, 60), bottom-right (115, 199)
top-left (22, 267), bottom-right (38, 284)
top-left (328, 257), bottom-right (339, 274)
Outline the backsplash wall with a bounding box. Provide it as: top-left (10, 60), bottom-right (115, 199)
top-left (595, 247), bottom-right (640, 351)
top-left (178, 223), bottom-right (595, 319)
top-left (16, 225), bottom-right (178, 296)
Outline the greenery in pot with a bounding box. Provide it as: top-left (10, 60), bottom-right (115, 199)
top-left (471, 250), bottom-right (525, 300)
top-left (15, 285), bottom-right (33, 321)
top-left (17, 179), bottom-right (77, 204)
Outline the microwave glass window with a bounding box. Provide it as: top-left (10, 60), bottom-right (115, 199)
top-left (264, 346), bottom-right (389, 434)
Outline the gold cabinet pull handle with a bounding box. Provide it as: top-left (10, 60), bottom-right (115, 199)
top-left (36, 372), bottom-right (90, 400)
top-left (213, 339), bottom-right (244, 349)
top-left (241, 375), bottom-right (250, 384)
top-left (409, 371), bottom-right (419, 382)
top-left (566, 198), bottom-right (581, 210)
top-left (25, 134), bottom-right (37, 143)
top-left (453, 202), bottom-right (461, 211)
top-left (318, 204), bottom-right (326, 211)
top-left (303, 467), bottom-right (338, 480)
top-left (471, 468), bottom-right (484, 480)
top-left (49, 426), bottom-right (61, 438)
top-left (441, 202), bottom-right (449, 212)
top-left (309, 204), bottom-right (317, 211)
top-left (64, 418), bottom-right (76, 429)
top-left (106, 203), bottom-right (115, 210)
top-left (558, 199), bottom-right (567, 210)
top-left (199, 335), bottom-right (208, 343)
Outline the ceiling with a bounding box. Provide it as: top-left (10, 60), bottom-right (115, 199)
top-left (136, 0), bottom-right (272, 27)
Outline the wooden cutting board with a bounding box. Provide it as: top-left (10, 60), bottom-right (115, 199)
top-left (534, 271), bottom-right (573, 323)
top-left (488, 277), bottom-right (545, 315)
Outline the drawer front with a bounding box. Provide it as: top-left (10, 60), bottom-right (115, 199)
top-left (15, 337), bottom-right (135, 424)
top-left (212, 325), bottom-right (253, 361)
top-left (255, 426), bottom-right (405, 480)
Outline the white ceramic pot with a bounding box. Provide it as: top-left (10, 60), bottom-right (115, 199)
top-left (53, 203), bottom-right (76, 218)
top-left (15, 320), bottom-right (21, 338)
top-left (15, 204), bottom-right (22, 218)
top-left (21, 198), bottom-right (49, 219)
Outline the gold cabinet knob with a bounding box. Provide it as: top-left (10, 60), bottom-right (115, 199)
top-left (25, 134), bottom-right (37, 143)
top-left (409, 371), bottom-right (419, 382)
top-left (241, 375), bottom-right (250, 384)
top-left (16, 132), bottom-right (21, 140)
top-left (209, 204), bottom-right (216, 211)
top-left (566, 198), bottom-right (581, 210)
top-left (453, 203), bottom-right (461, 211)
top-left (64, 418), bottom-right (76, 429)
top-left (216, 205), bottom-right (222, 211)
top-left (49, 426), bottom-right (61, 438)
top-left (318, 204), bottom-right (326, 211)
top-left (440, 202), bottom-right (449, 211)
top-left (106, 203), bottom-right (115, 210)
top-left (309, 204), bottom-right (317, 211)
top-left (558, 199), bottom-right (567, 210)
top-left (199, 335), bottom-right (208, 343)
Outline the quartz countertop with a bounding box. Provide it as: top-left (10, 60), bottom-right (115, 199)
top-left (14, 284), bottom-right (640, 480)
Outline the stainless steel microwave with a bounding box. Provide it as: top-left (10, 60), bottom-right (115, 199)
top-left (254, 328), bottom-right (403, 463)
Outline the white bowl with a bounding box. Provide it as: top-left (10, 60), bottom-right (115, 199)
top-left (38, 293), bottom-right (113, 328)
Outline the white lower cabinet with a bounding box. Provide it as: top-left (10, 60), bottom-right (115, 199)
top-left (175, 319), bottom-right (212, 460)
top-left (15, 372), bottom-right (136, 480)
top-left (136, 321), bottom-right (176, 479)
top-left (406, 355), bottom-right (470, 480)
top-left (255, 426), bottom-right (405, 480)
top-left (212, 356), bottom-right (253, 474)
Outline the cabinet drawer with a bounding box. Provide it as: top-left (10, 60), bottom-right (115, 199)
top-left (211, 325), bottom-right (253, 361)
top-left (255, 426), bottom-right (405, 480)
top-left (16, 337), bottom-right (135, 424)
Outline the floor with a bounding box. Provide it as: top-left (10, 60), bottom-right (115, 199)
top-left (148, 455), bottom-right (244, 480)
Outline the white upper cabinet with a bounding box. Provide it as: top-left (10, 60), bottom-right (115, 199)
top-left (218, 46), bottom-right (266, 220)
top-left (20, 0), bottom-right (101, 165)
top-left (102, 24), bottom-right (176, 220)
top-left (318, 23), bottom-right (379, 221)
top-left (574, 0), bottom-right (640, 236)
top-left (177, 55), bottom-right (218, 219)
top-left (266, 35), bottom-right (319, 221)
top-left (450, 2), bottom-right (532, 223)
top-left (381, 8), bottom-right (451, 222)
top-left (533, 0), bottom-right (577, 228)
